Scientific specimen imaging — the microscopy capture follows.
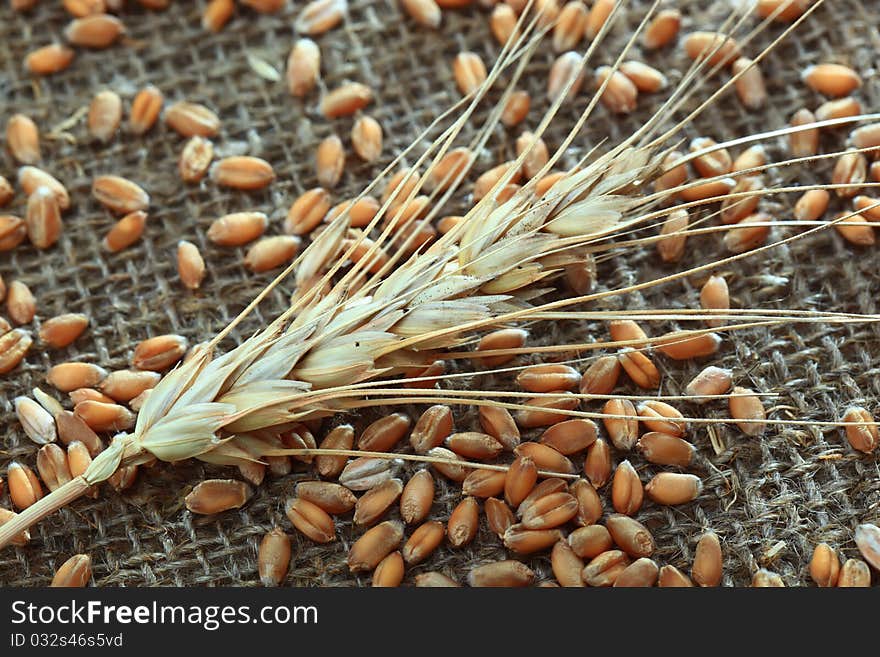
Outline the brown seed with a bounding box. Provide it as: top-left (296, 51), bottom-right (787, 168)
top-left (583, 437), bottom-right (612, 488)
top-left (74, 400), bottom-right (134, 432)
top-left (447, 432), bottom-right (503, 461)
top-left (6, 280), bottom-right (35, 326)
top-left (66, 440), bottom-right (93, 481)
top-left (25, 44), bottom-right (75, 76)
top-left (348, 520), bottom-right (404, 573)
top-left (468, 560), bottom-right (535, 587)
top-left (349, 115), bottom-right (383, 163)
top-left (851, 123), bottom-right (880, 154)
top-left (605, 514), bottom-right (654, 559)
top-left (474, 328), bottom-right (527, 367)
top-left (354, 478), bottom-right (404, 527)
top-left (637, 400), bottom-right (686, 436)
top-left (15, 396), bottom-right (56, 445)
top-left (602, 398), bottom-right (638, 451)
top-left (731, 57), bottom-right (767, 109)
top-left (685, 366), bottom-right (733, 403)
top-left (178, 137), bottom-right (214, 183)
top-left (516, 364), bottom-right (580, 393)
top-left (0, 177), bottom-right (13, 208)
top-left (65, 13), bottom-right (125, 47)
top-left (645, 472), bottom-right (701, 506)
top-left (832, 151), bottom-right (867, 199)
top-left (20, 169), bottom-right (68, 211)
top-left (835, 212), bottom-right (875, 247)
top-left (595, 66), bottom-right (638, 114)
top-left (428, 147), bottom-right (473, 191)
top-left (210, 156), bottom-right (275, 191)
top-left (690, 137), bottom-right (732, 178)
top-left (448, 496), bottom-right (479, 547)
top-left (552, 2), bottom-right (587, 53)
top-left (653, 150), bottom-right (687, 197)
top-left (729, 386), bottom-right (766, 436)
top-left (732, 145), bottom-right (767, 173)
top-left (25, 186), bottom-right (61, 250)
top-left (802, 63), bottom-right (861, 97)
top-left (244, 236), bottom-right (301, 273)
top-left (92, 175), bottom-right (149, 215)
top-left (37, 443), bottom-right (72, 492)
top-left (126, 85), bottom-right (164, 136)
top-left (681, 177), bottom-right (737, 203)
top-left (721, 175), bottom-right (764, 225)
top-left (478, 405), bottom-right (520, 451)
top-left (569, 478), bottom-right (602, 526)
top-left (610, 460), bottom-right (643, 516)
top-left (521, 491), bottom-right (578, 529)
top-left (51, 554), bottom-right (91, 588)
top-left (316, 135), bottom-right (345, 189)
top-left (39, 314), bottom-right (88, 349)
top-left (339, 456), bottom-right (397, 490)
top-left (582, 550), bottom-right (630, 587)
top-left (514, 442), bottom-right (575, 475)
top-left (382, 168), bottom-right (421, 210)
top-left (399, 469), bottom-right (434, 524)
top-left (452, 51), bottom-right (487, 97)
top-left (285, 188), bottom-right (330, 235)
top-left (809, 542), bottom-right (840, 587)
top-left (637, 432), bottom-right (696, 468)
top-left (655, 565), bottom-right (693, 587)
top-left (568, 524), bottom-right (612, 559)
top-left (320, 82), bottom-right (373, 119)
top-left (484, 497), bottom-right (515, 538)
top-left (515, 393), bottom-right (579, 429)
top-left (98, 369), bottom-right (160, 403)
top-left (176, 240), bottom-right (206, 290)
top-left (613, 558), bottom-right (659, 587)
top-left (517, 478), bottom-right (567, 515)
top-left (286, 497), bottom-right (336, 543)
top-left (165, 101), bottom-right (221, 138)
top-left (372, 551), bottom-right (405, 587)
top-left (0, 508), bottom-right (30, 547)
top-left (132, 334), bottom-right (187, 371)
top-left (755, 0), bottom-right (808, 21)
top-left (414, 571), bottom-right (459, 587)
top-left (87, 90), bottom-right (122, 142)
top-left (816, 96), bottom-right (862, 122)
top-left (619, 61), bottom-right (667, 94)
top-left (296, 481), bottom-right (356, 514)
top-left (6, 114), bottom-right (40, 165)
top-left (108, 465), bottom-right (138, 491)
top-left (539, 419), bottom-right (597, 455)
top-left (513, 132), bottom-right (548, 182)
top-left (7, 462), bottom-right (43, 510)
top-left (409, 405), bottom-right (453, 454)
top-left (295, 0), bottom-right (346, 35)
top-left (402, 0), bottom-right (441, 27)
top-left (580, 355), bottom-right (620, 396)
top-left (473, 161), bottom-right (521, 202)
top-left (356, 413), bottom-right (409, 453)
top-left (313, 424), bottom-right (353, 479)
top-left (691, 532), bottom-right (722, 586)
top-left (257, 529), bottom-right (291, 587)
top-left (462, 469), bottom-right (506, 498)
top-left (63, 0), bottom-right (107, 18)
top-left (103, 210), bottom-right (147, 253)
top-left (284, 38), bottom-right (322, 98)
top-left (584, 0), bottom-right (612, 39)
top-left (683, 31), bottom-right (740, 67)
top-left (55, 410), bottom-right (102, 455)
top-left (551, 540), bottom-right (585, 587)
top-left (723, 212), bottom-right (772, 253)
top-left (47, 363), bottom-right (108, 392)
top-left (503, 525), bottom-right (563, 554)
top-left (854, 196), bottom-right (880, 222)
top-left (617, 348), bottom-right (660, 389)
top-left (402, 521), bottom-right (445, 565)
top-left (698, 275), bottom-right (729, 329)
top-left (201, 0), bottom-right (234, 31)
top-left (69, 389), bottom-right (113, 406)
top-left (490, 3), bottom-right (519, 45)
top-left (643, 8), bottom-right (680, 49)
top-left (0, 214), bottom-right (24, 251)
top-left (752, 569), bottom-right (785, 587)
top-left (608, 320), bottom-right (648, 344)
top-left (841, 407), bottom-right (878, 454)
top-left (838, 558), bottom-right (871, 587)
top-left (427, 447), bottom-right (468, 483)
top-left (325, 196), bottom-right (380, 228)
top-left (789, 108), bottom-right (819, 157)
top-left (548, 51), bottom-right (584, 103)
top-left (503, 455), bottom-right (538, 508)
top-left (854, 524), bottom-right (880, 572)
top-left (208, 212), bottom-right (268, 246)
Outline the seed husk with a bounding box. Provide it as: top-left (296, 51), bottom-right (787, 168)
top-left (403, 520), bottom-right (445, 565)
top-left (39, 313), bottom-right (88, 348)
top-left (354, 478), bottom-right (403, 527)
top-left (348, 520), bottom-right (404, 573)
top-left (316, 135), bottom-right (345, 189)
top-left (296, 481), bottom-right (357, 514)
top-left (617, 348), bottom-right (660, 389)
top-left (15, 396), bottom-right (56, 445)
top-left (614, 558), bottom-right (659, 587)
top-left (692, 532), bottom-right (723, 586)
top-left (400, 469), bottom-right (434, 524)
top-left (448, 496), bottom-right (479, 547)
top-left (658, 565), bottom-right (694, 587)
top-left (339, 456), bottom-right (398, 490)
top-left (503, 525), bottom-right (563, 554)
top-left (55, 410), bottom-right (102, 455)
top-left (568, 524), bottom-right (612, 559)
top-left (580, 355), bottom-right (620, 395)
top-left (358, 412), bottom-right (411, 452)
top-left (51, 554), bottom-right (91, 587)
top-left (854, 524), bottom-right (880, 572)
top-left (210, 156), bottom-right (275, 191)
top-left (129, 84), bottom-right (164, 135)
top-left (551, 540), bottom-right (586, 587)
top-left (809, 542), bottom-right (840, 587)
top-left (602, 398), bottom-right (638, 451)
top-left (539, 419), bottom-right (597, 455)
top-left (789, 108), bottom-right (819, 157)
top-left (468, 560), bottom-right (535, 587)
top-left (6, 114), bottom-right (40, 164)
top-left (372, 551), bottom-right (405, 587)
top-left (132, 334), bottom-right (187, 371)
top-left (295, 0), bottom-right (346, 36)
top-left (478, 405), bottom-right (519, 451)
top-left (286, 497), bottom-right (336, 543)
top-left (47, 362), bottom-right (108, 392)
top-left (645, 472), bottom-right (702, 505)
top-left (610, 460), bottom-right (643, 516)
top-left (92, 175), bottom-right (149, 215)
top-left (208, 212), bottom-right (268, 247)
top-left (642, 8), bottom-right (680, 49)
top-left (7, 281), bottom-right (36, 325)
top-left (462, 468), bottom-right (507, 498)
top-left (178, 137), bottom-right (214, 183)
top-left (103, 210), bottom-right (147, 252)
top-left (166, 101), bottom-right (221, 138)
top-left (25, 44), bottom-right (75, 76)
top-left (547, 51), bottom-right (584, 103)
top-left (729, 386), bottom-right (766, 436)
top-left (582, 549), bottom-right (630, 587)
top-left (37, 443), bottom-right (72, 492)
top-left (484, 497), bottom-right (515, 538)
top-left (637, 432), bottom-right (696, 467)
top-left (88, 90), bottom-right (122, 142)
top-left (583, 437), bottom-right (612, 488)
top-left (74, 400), bottom-right (134, 432)
top-left (841, 406), bottom-right (878, 453)
top-left (7, 462), bottom-right (43, 510)
top-left (838, 558), bottom-right (871, 587)
top-left (0, 508), bottom-right (30, 547)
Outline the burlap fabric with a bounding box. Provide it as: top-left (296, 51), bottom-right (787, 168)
top-left (0, 0), bottom-right (878, 587)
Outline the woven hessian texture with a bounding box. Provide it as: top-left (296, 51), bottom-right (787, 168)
top-left (1, 0), bottom-right (879, 586)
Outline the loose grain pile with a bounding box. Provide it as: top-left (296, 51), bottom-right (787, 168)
top-left (1, 0), bottom-right (879, 587)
